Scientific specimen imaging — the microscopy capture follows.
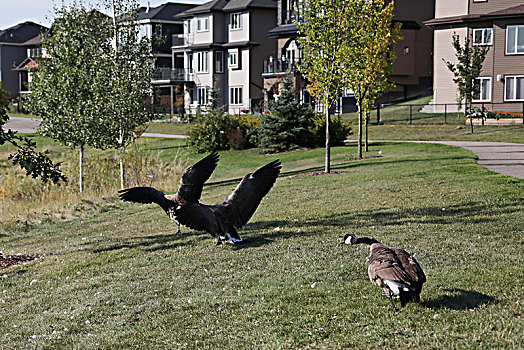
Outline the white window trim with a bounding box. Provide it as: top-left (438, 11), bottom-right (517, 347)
top-left (196, 17), bottom-right (209, 32)
top-left (504, 75), bottom-right (524, 101)
top-left (228, 49), bottom-right (238, 69)
top-left (197, 86), bottom-right (209, 106)
top-left (506, 25), bottom-right (524, 55)
top-left (196, 51), bottom-right (209, 73)
top-left (230, 13), bottom-right (242, 31)
top-left (229, 86), bottom-right (243, 105)
top-left (472, 77), bottom-right (492, 102)
top-left (473, 28), bottom-right (492, 46)
top-left (215, 51), bottom-right (224, 73)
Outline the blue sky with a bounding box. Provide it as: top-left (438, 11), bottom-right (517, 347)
top-left (0, 0), bottom-right (207, 30)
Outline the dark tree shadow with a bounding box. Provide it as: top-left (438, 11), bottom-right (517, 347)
top-left (92, 233), bottom-right (195, 253)
top-left (422, 288), bottom-right (497, 310)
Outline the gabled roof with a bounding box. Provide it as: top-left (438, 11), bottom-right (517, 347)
top-left (12, 57), bottom-right (38, 71)
top-left (424, 4), bottom-right (524, 27)
top-left (137, 2), bottom-right (197, 22)
top-left (176, 0), bottom-right (276, 18)
top-left (0, 21), bottom-right (48, 45)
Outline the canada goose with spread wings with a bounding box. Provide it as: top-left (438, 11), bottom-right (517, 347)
top-left (340, 234), bottom-right (426, 311)
top-left (119, 152), bottom-right (281, 245)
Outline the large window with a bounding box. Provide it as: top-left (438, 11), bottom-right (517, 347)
top-left (196, 51), bottom-right (209, 73)
top-left (230, 13), bottom-right (242, 30)
top-left (229, 86), bottom-right (243, 105)
top-left (505, 76), bottom-right (524, 101)
top-left (506, 25), bottom-right (524, 54)
top-left (197, 86), bottom-right (209, 105)
top-left (472, 77), bottom-right (491, 102)
top-left (215, 51), bottom-right (224, 73)
top-left (473, 28), bottom-right (492, 46)
top-left (197, 17), bottom-right (209, 32)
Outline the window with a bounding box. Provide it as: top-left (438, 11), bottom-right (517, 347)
top-left (187, 19), bottom-right (193, 34)
top-left (473, 28), bottom-right (492, 45)
top-left (188, 53), bottom-right (193, 71)
top-left (229, 50), bottom-right (238, 68)
top-left (197, 87), bottom-right (209, 105)
top-left (215, 51), bottom-right (224, 73)
top-left (229, 86), bottom-right (243, 105)
top-left (197, 17), bottom-right (209, 32)
top-left (196, 51), bottom-right (209, 73)
top-left (506, 25), bottom-right (524, 54)
top-left (230, 13), bottom-right (242, 30)
top-left (505, 76), bottom-right (524, 101)
top-left (472, 77), bottom-right (491, 102)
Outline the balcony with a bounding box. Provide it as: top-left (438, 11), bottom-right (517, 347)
top-left (172, 34), bottom-right (193, 48)
top-left (282, 10), bottom-right (296, 25)
top-left (152, 68), bottom-right (193, 83)
top-left (263, 59), bottom-right (299, 75)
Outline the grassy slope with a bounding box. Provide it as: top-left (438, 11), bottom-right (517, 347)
top-left (1, 143), bottom-right (523, 349)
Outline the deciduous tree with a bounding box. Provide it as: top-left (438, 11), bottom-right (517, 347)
top-left (444, 33), bottom-right (489, 134)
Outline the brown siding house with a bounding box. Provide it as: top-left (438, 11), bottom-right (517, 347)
top-left (425, 1), bottom-right (524, 113)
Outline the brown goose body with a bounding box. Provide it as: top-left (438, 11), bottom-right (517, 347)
top-left (119, 152), bottom-right (281, 245)
top-left (341, 234), bottom-right (426, 311)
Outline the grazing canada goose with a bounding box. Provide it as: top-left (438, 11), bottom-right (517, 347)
top-left (340, 234), bottom-right (426, 311)
top-left (119, 152), bottom-right (281, 245)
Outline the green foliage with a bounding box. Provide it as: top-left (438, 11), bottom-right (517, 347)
top-left (307, 113), bottom-right (352, 147)
top-left (259, 75), bottom-right (315, 153)
top-left (0, 83), bottom-right (65, 183)
top-left (230, 114), bottom-right (262, 150)
top-left (444, 34), bottom-right (490, 111)
top-left (187, 105), bottom-right (234, 153)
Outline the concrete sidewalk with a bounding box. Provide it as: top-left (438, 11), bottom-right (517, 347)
top-left (5, 116), bottom-right (523, 179)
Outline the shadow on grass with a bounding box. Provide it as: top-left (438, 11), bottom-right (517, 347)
top-left (92, 233), bottom-right (195, 253)
top-left (423, 288), bottom-right (497, 310)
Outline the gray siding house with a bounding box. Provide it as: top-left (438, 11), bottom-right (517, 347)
top-left (425, 1), bottom-right (524, 113)
top-left (0, 21), bottom-right (47, 99)
top-left (173, 0), bottom-right (277, 114)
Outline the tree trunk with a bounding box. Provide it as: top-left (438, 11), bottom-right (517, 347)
top-left (364, 110), bottom-right (369, 152)
top-left (325, 100), bottom-right (331, 174)
top-left (357, 102), bottom-right (363, 159)
top-left (79, 143), bottom-right (84, 194)
top-left (468, 102), bottom-right (474, 134)
top-left (119, 154), bottom-right (125, 190)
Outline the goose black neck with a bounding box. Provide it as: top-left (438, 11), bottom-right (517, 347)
top-left (354, 236), bottom-right (380, 245)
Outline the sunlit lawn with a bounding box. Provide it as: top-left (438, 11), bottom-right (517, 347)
top-left (1, 141), bottom-right (523, 348)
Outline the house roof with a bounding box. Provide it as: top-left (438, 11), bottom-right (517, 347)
top-left (137, 2), bottom-right (197, 22)
top-left (176, 0), bottom-right (276, 17)
top-left (267, 23), bottom-right (298, 38)
top-left (424, 5), bottom-right (524, 27)
top-left (12, 57), bottom-right (38, 71)
top-left (0, 21), bottom-right (48, 45)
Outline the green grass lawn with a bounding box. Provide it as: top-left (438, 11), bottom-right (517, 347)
top-left (1, 143), bottom-right (523, 348)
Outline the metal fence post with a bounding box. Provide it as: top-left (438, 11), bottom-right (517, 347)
top-left (377, 104), bottom-right (381, 125)
top-left (481, 103), bottom-right (485, 126)
top-left (444, 104), bottom-right (447, 124)
top-left (409, 105), bottom-right (413, 124)
top-left (522, 103), bottom-right (524, 124)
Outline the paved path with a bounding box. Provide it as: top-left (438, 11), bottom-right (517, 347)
top-left (5, 117), bottom-right (523, 179)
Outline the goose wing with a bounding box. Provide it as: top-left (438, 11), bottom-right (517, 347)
top-left (174, 203), bottom-right (220, 235)
top-left (118, 186), bottom-right (172, 212)
top-left (176, 152), bottom-right (219, 203)
top-left (214, 159), bottom-right (281, 228)
top-left (367, 246), bottom-right (412, 286)
top-left (392, 248), bottom-right (426, 285)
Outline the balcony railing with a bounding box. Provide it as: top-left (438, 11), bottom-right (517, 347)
top-left (263, 59), bottom-right (299, 75)
top-left (172, 34), bottom-right (193, 48)
top-left (283, 10), bottom-right (296, 25)
top-left (153, 68), bottom-right (193, 82)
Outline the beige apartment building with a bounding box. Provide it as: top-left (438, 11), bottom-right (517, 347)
top-left (425, 1), bottom-right (524, 113)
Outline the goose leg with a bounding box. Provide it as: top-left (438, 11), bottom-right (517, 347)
top-left (175, 220), bottom-right (181, 234)
top-left (387, 292), bottom-right (398, 312)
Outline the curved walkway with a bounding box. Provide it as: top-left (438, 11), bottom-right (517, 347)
top-left (5, 117), bottom-right (523, 179)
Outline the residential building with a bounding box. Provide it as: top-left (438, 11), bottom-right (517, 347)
top-left (0, 21), bottom-right (47, 99)
top-left (262, 0), bottom-right (435, 112)
top-left (425, 1), bottom-right (524, 112)
top-left (139, 2), bottom-right (197, 114)
top-left (174, 0), bottom-right (277, 114)
top-left (12, 35), bottom-right (43, 105)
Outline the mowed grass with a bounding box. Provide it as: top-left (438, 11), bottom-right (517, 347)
top-left (1, 142), bottom-right (523, 349)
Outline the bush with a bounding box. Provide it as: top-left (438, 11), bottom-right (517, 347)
top-left (232, 114), bottom-right (262, 148)
top-left (307, 113), bottom-right (352, 147)
top-left (187, 107), bottom-right (234, 153)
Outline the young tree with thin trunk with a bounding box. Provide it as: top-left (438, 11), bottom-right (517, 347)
top-left (342, 0), bottom-right (400, 158)
top-left (296, 0), bottom-right (350, 173)
top-left (29, 2), bottom-right (113, 193)
top-left (444, 33), bottom-right (489, 134)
